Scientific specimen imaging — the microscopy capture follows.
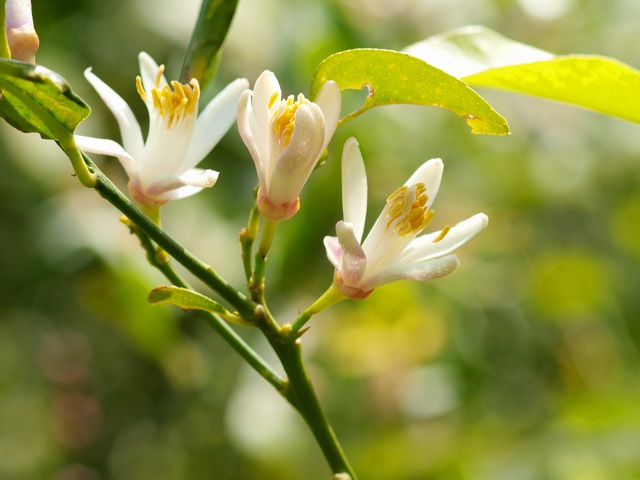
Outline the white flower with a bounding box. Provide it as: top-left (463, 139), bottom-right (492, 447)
top-left (5, 0), bottom-right (39, 63)
top-left (75, 52), bottom-right (248, 209)
top-left (237, 70), bottom-right (341, 220)
top-left (324, 138), bottom-right (488, 299)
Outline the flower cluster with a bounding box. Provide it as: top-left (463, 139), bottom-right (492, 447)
top-left (78, 53), bottom-right (486, 297)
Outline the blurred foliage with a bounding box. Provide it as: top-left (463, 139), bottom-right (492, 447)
top-left (2, 0), bottom-right (640, 479)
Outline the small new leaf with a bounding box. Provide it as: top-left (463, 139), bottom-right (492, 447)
top-left (310, 48), bottom-right (509, 135)
top-left (0, 58), bottom-right (90, 139)
top-left (148, 286), bottom-right (251, 326)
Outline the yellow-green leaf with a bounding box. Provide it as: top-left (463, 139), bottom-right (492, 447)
top-left (405, 26), bottom-right (640, 124)
top-left (465, 56), bottom-right (640, 124)
top-left (0, 58), bottom-right (90, 139)
top-left (310, 48), bottom-right (509, 135)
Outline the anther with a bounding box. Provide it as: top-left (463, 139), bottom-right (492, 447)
top-left (432, 225), bottom-right (451, 243)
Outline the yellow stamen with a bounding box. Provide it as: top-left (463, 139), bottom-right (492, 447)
top-left (271, 93), bottom-right (310, 150)
top-left (385, 183), bottom-right (434, 236)
top-left (268, 91), bottom-right (279, 109)
top-left (433, 225), bottom-right (451, 243)
top-left (136, 76), bottom-right (148, 102)
top-left (136, 65), bottom-right (200, 129)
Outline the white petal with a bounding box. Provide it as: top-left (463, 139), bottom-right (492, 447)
top-left (323, 235), bottom-right (343, 270)
top-left (398, 213), bottom-right (489, 262)
top-left (141, 107), bottom-right (194, 180)
top-left (83, 68), bottom-right (144, 159)
top-left (252, 70), bottom-right (281, 131)
top-left (267, 103), bottom-right (325, 205)
top-left (341, 137), bottom-right (367, 242)
top-left (138, 51), bottom-right (166, 93)
top-left (148, 168), bottom-right (219, 201)
top-left (361, 254), bottom-right (460, 291)
top-left (75, 134), bottom-right (138, 181)
top-left (336, 221), bottom-right (367, 287)
top-left (251, 71), bottom-right (280, 177)
top-left (405, 158), bottom-right (443, 209)
top-left (361, 159), bottom-right (443, 257)
top-left (182, 77), bottom-right (250, 170)
top-left (178, 168), bottom-right (220, 188)
top-left (237, 89), bottom-right (267, 188)
top-left (313, 80), bottom-right (341, 151)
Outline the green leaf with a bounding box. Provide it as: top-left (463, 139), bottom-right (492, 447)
top-left (181, 0), bottom-right (239, 90)
top-left (0, 58), bottom-right (90, 139)
top-left (148, 286), bottom-right (250, 326)
top-left (404, 26), bottom-right (640, 124)
top-left (310, 48), bottom-right (509, 135)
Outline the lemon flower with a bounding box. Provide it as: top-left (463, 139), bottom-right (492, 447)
top-left (4, 0), bottom-right (39, 63)
top-left (237, 70), bottom-right (341, 220)
top-left (324, 138), bottom-right (488, 299)
top-left (75, 52), bottom-right (248, 214)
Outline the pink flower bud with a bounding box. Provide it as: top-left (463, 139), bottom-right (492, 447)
top-left (5, 0), bottom-right (39, 63)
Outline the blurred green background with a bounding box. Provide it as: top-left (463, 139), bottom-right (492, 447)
top-left (2, 0), bottom-right (640, 478)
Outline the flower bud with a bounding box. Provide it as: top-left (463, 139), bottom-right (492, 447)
top-left (5, 0), bottom-right (39, 63)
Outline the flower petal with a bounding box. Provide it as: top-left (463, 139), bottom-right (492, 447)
top-left (398, 213), bottom-right (489, 262)
top-left (138, 51), bottom-right (167, 93)
top-left (341, 137), bottom-right (367, 242)
top-left (361, 254), bottom-right (460, 291)
top-left (251, 71), bottom-right (281, 177)
top-left (323, 235), bottom-right (343, 269)
top-left (178, 168), bottom-right (220, 188)
top-left (237, 89), bottom-right (267, 187)
top-left (83, 68), bottom-right (144, 159)
top-left (148, 168), bottom-right (219, 201)
top-left (335, 220), bottom-right (367, 287)
top-left (252, 70), bottom-right (281, 124)
top-left (404, 158), bottom-right (443, 209)
top-left (74, 134), bottom-right (138, 181)
top-left (267, 103), bottom-right (325, 205)
top-left (361, 159), bottom-right (444, 258)
top-left (313, 80), bottom-right (341, 151)
top-left (181, 78), bottom-right (249, 170)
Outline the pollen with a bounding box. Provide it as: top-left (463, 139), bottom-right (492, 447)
top-left (385, 183), bottom-right (434, 236)
top-left (271, 93), bottom-right (310, 150)
top-left (136, 64), bottom-right (200, 128)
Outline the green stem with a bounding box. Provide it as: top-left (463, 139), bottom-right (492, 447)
top-left (240, 203), bottom-right (260, 283)
top-left (251, 217), bottom-right (280, 302)
top-left (148, 248), bottom-right (288, 397)
top-left (291, 283), bottom-right (346, 333)
top-left (58, 135), bottom-right (97, 188)
top-left (84, 154), bottom-right (356, 476)
top-left (86, 154), bottom-right (256, 320)
top-left (121, 210), bottom-right (289, 399)
top-left (337, 105), bottom-right (372, 129)
top-left (269, 330), bottom-right (357, 479)
top-left (196, 310), bottom-right (289, 397)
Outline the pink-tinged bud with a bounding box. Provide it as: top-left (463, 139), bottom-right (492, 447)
top-left (5, 0), bottom-right (39, 63)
